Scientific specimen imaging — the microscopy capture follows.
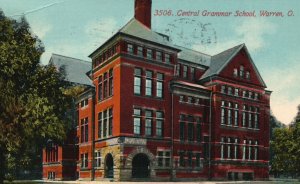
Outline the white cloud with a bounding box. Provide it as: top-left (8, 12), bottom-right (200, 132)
top-left (265, 54), bottom-right (300, 125)
top-left (29, 19), bottom-right (52, 39)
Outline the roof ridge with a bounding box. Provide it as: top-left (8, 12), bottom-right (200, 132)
top-left (213, 43), bottom-right (244, 57)
top-left (52, 53), bottom-right (91, 64)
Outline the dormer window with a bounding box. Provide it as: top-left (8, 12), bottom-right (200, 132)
top-left (246, 71), bottom-right (250, 80)
top-left (239, 65), bottom-right (244, 78)
top-left (233, 68), bottom-right (238, 77)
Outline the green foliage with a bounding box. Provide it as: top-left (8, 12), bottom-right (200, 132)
top-left (0, 11), bottom-right (74, 182)
top-left (270, 111), bottom-right (300, 178)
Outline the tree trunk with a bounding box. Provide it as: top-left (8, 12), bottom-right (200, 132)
top-left (0, 145), bottom-right (5, 184)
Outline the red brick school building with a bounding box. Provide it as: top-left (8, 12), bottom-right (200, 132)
top-left (42, 0), bottom-right (271, 181)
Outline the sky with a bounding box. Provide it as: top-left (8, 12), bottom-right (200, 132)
top-left (0, 0), bottom-right (299, 125)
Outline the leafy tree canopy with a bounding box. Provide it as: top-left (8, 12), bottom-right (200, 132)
top-left (0, 11), bottom-right (75, 183)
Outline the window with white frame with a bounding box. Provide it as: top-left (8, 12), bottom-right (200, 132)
top-left (221, 101), bottom-right (226, 125)
top-left (248, 140), bottom-right (252, 160)
top-left (234, 103), bottom-right (239, 126)
top-left (227, 137), bottom-right (231, 159)
top-left (240, 65), bottom-right (244, 78)
top-left (80, 99), bottom-right (88, 108)
top-left (227, 102), bottom-right (232, 125)
top-left (134, 68), bottom-right (142, 95)
top-left (234, 138), bottom-right (238, 159)
top-left (157, 150), bottom-right (170, 167)
top-left (133, 108), bottom-right (141, 135)
top-left (156, 111), bottom-right (164, 137)
top-left (233, 68), bottom-right (238, 77)
top-left (156, 73), bottom-right (164, 98)
top-left (242, 105), bottom-right (247, 127)
top-left (145, 71), bottom-right (153, 96)
top-left (127, 43), bottom-right (133, 54)
top-left (81, 153), bottom-right (88, 168)
top-left (242, 139), bottom-right (246, 160)
top-left (103, 109), bottom-right (107, 137)
top-left (94, 151), bottom-right (101, 168)
top-left (183, 65), bottom-right (188, 78)
top-left (234, 88), bottom-right (239, 96)
top-left (145, 110), bottom-right (153, 136)
top-left (254, 141), bottom-right (258, 160)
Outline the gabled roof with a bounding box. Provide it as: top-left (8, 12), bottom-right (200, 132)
top-left (201, 44), bottom-right (244, 80)
top-left (200, 44), bottom-right (267, 87)
top-left (177, 45), bottom-right (211, 67)
top-left (50, 54), bottom-right (93, 86)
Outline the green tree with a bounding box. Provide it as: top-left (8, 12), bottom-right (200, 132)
top-left (0, 11), bottom-right (73, 183)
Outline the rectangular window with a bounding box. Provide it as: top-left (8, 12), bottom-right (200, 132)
top-left (146, 49), bottom-right (153, 59)
top-left (109, 69), bottom-right (113, 96)
top-left (109, 108), bottom-right (113, 136)
top-left (157, 150), bottom-right (170, 167)
top-left (156, 51), bottom-right (162, 61)
top-left (254, 141), bottom-right (258, 160)
top-left (156, 73), bottom-right (163, 98)
top-left (242, 111), bottom-right (246, 127)
top-left (221, 137), bottom-right (224, 159)
top-left (248, 112), bottom-right (252, 128)
top-left (98, 76), bottom-right (103, 101)
top-left (195, 153), bottom-right (201, 167)
top-left (196, 123), bottom-right (201, 142)
top-left (80, 117), bottom-right (88, 143)
top-left (179, 152), bottom-right (185, 167)
top-left (190, 67), bottom-right (195, 80)
top-left (248, 140), bottom-right (252, 160)
top-left (145, 110), bottom-right (152, 136)
top-left (165, 53), bottom-right (170, 63)
top-left (221, 108), bottom-right (225, 125)
top-left (94, 151), bottom-right (101, 168)
top-left (254, 114), bottom-right (259, 129)
top-left (234, 110), bottom-right (239, 126)
top-left (221, 86), bottom-right (226, 93)
top-left (133, 108), bottom-right (141, 135)
top-left (98, 112), bottom-right (102, 138)
top-left (137, 46), bottom-right (143, 56)
top-left (81, 99), bottom-right (88, 108)
top-left (188, 152), bottom-right (193, 167)
top-left (145, 71), bottom-right (153, 96)
top-left (134, 68), bottom-right (142, 95)
top-left (242, 140), bottom-right (246, 160)
top-left (81, 153), bottom-right (88, 168)
top-left (103, 110), bottom-right (107, 137)
top-left (228, 109), bottom-right (232, 125)
top-left (103, 72), bottom-right (108, 98)
top-left (235, 88), bottom-right (239, 96)
top-left (227, 138), bottom-right (231, 159)
top-left (156, 111), bottom-right (163, 137)
top-left (127, 43), bottom-right (133, 54)
top-left (175, 64), bottom-right (181, 76)
top-left (234, 138), bottom-right (238, 159)
top-left (188, 123), bottom-right (194, 141)
top-left (180, 122), bottom-right (185, 140)
top-left (183, 65), bottom-right (188, 78)
top-left (228, 87), bottom-right (233, 95)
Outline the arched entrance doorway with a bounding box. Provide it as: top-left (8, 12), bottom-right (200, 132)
top-left (132, 153), bottom-right (150, 178)
top-left (105, 154), bottom-right (114, 178)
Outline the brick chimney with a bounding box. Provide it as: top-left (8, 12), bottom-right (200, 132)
top-left (134, 0), bottom-right (152, 29)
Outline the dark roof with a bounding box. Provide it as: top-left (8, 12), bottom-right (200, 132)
top-left (176, 45), bottom-right (211, 67)
top-left (200, 44), bottom-right (244, 79)
top-left (50, 54), bottom-right (93, 86)
top-left (119, 18), bottom-right (176, 48)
